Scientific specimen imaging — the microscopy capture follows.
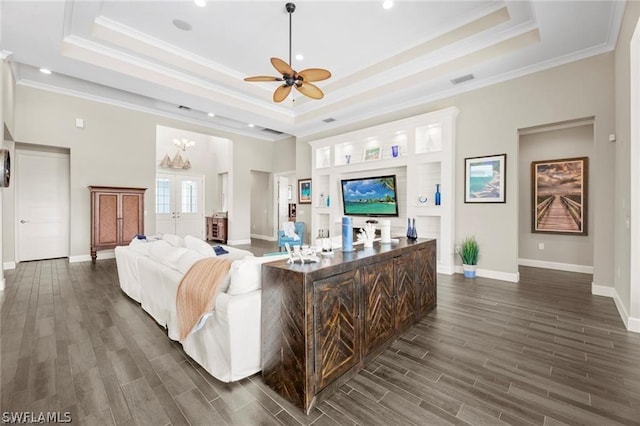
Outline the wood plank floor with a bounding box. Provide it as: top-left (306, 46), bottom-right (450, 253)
top-left (2, 255), bottom-right (640, 425)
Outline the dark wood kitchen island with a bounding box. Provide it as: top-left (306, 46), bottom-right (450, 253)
top-left (261, 238), bottom-right (437, 413)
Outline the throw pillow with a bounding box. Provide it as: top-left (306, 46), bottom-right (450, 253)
top-left (184, 235), bottom-right (216, 258)
top-left (176, 250), bottom-right (207, 274)
top-left (162, 234), bottom-right (185, 247)
top-left (227, 255), bottom-right (288, 295)
top-left (149, 240), bottom-right (188, 270)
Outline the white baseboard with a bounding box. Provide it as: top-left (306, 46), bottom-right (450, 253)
top-left (518, 258), bottom-right (593, 274)
top-left (592, 282), bottom-right (640, 333)
top-left (69, 250), bottom-right (115, 263)
top-left (628, 317), bottom-right (640, 333)
top-left (453, 266), bottom-right (519, 282)
top-left (3, 261), bottom-right (16, 270)
top-left (437, 263), bottom-right (454, 275)
top-left (250, 234), bottom-right (277, 242)
top-left (226, 239), bottom-right (251, 246)
top-left (591, 283), bottom-right (616, 298)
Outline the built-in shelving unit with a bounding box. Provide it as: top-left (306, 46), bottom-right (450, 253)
top-left (309, 107), bottom-right (458, 274)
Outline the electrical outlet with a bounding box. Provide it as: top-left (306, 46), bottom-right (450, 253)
top-left (538, 243), bottom-right (544, 250)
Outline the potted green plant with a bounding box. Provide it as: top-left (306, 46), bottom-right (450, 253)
top-left (458, 236), bottom-right (479, 278)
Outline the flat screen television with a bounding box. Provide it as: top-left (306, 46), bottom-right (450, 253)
top-left (341, 175), bottom-right (399, 217)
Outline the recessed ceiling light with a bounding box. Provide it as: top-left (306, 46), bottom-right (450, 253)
top-left (248, 123), bottom-right (255, 128)
top-left (173, 19), bottom-right (192, 31)
top-left (208, 112), bottom-right (215, 117)
top-left (382, 1), bottom-right (394, 10)
top-left (295, 53), bottom-right (304, 61)
top-left (39, 68), bottom-right (52, 75)
top-left (194, 0), bottom-right (206, 7)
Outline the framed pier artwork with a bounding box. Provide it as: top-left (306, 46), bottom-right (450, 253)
top-left (531, 156), bottom-right (588, 235)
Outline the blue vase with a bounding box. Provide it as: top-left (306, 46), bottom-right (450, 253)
top-left (409, 218), bottom-right (418, 240)
top-left (435, 184), bottom-right (441, 206)
top-left (406, 218), bottom-right (412, 238)
top-left (342, 217), bottom-right (354, 252)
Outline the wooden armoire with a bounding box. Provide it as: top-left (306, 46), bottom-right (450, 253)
top-left (89, 186), bottom-right (146, 261)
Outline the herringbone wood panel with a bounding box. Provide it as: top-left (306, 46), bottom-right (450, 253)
top-left (2, 255), bottom-right (640, 425)
top-left (363, 261), bottom-right (395, 354)
top-left (394, 252), bottom-right (416, 330)
top-left (313, 271), bottom-right (360, 391)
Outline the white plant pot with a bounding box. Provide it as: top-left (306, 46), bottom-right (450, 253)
top-left (462, 264), bottom-right (477, 278)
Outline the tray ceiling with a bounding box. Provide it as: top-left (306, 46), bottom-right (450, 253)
top-left (0, 1), bottom-right (625, 140)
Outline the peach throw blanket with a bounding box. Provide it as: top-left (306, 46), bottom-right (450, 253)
top-left (176, 257), bottom-right (233, 341)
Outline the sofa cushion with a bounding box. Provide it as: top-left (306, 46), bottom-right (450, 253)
top-left (162, 234), bottom-right (185, 247)
top-left (128, 238), bottom-right (153, 256)
top-left (176, 250), bottom-right (208, 275)
top-left (227, 255), bottom-right (289, 295)
top-left (184, 235), bottom-right (216, 258)
top-left (149, 240), bottom-right (188, 270)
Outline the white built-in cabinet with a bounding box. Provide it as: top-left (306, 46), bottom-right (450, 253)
top-left (309, 107), bottom-right (458, 274)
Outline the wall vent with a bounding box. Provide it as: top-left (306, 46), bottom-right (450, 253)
top-left (323, 117), bottom-right (336, 123)
top-left (451, 74), bottom-right (474, 85)
top-left (261, 128), bottom-right (284, 135)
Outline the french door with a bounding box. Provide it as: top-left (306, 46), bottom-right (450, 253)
top-left (155, 172), bottom-right (204, 238)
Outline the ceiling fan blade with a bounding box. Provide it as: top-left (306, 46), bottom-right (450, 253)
top-left (273, 84), bottom-right (293, 103)
top-left (298, 68), bottom-right (332, 82)
top-left (296, 82), bottom-right (324, 100)
top-left (271, 57), bottom-right (295, 77)
top-left (244, 76), bottom-right (283, 82)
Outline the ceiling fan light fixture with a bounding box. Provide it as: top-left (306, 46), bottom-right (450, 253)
top-left (243, 2), bottom-right (331, 103)
top-left (295, 53), bottom-right (304, 61)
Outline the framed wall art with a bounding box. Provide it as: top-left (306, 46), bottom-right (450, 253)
top-left (298, 178), bottom-right (312, 204)
top-left (531, 156), bottom-right (588, 235)
top-left (464, 154), bottom-right (506, 203)
top-left (363, 146), bottom-right (381, 161)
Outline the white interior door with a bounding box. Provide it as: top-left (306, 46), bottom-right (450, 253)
top-left (278, 176), bottom-right (289, 230)
top-left (155, 172), bottom-right (204, 238)
top-left (17, 150), bottom-right (70, 261)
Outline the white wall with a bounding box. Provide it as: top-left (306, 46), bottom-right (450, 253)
top-left (295, 140), bottom-right (312, 243)
top-left (8, 85), bottom-right (274, 259)
top-left (299, 52), bottom-right (615, 286)
top-left (250, 170), bottom-right (273, 238)
top-left (615, 1), bottom-right (640, 329)
top-left (273, 136), bottom-right (296, 173)
top-left (518, 124), bottom-right (594, 270)
top-left (229, 139), bottom-right (276, 244)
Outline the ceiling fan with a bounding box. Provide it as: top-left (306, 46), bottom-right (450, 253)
top-left (244, 2), bottom-right (331, 103)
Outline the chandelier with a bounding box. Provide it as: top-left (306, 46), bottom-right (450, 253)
top-left (173, 138), bottom-right (196, 151)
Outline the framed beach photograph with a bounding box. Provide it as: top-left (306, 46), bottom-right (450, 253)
top-left (363, 146), bottom-right (381, 161)
top-left (464, 154), bottom-right (506, 203)
top-left (298, 178), bottom-right (312, 204)
top-left (531, 157), bottom-right (588, 235)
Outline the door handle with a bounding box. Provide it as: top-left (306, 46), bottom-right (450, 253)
top-left (20, 219), bottom-right (29, 224)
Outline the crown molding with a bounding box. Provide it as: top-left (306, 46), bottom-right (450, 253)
top-left (296, 40), bottom-right (614, 140)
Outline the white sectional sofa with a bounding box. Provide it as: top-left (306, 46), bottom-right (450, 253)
top-left (114, 234), bottom-right (287, 382)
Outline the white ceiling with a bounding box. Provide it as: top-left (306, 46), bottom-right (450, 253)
top-left (0, 0), bottom-right (625, 141)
